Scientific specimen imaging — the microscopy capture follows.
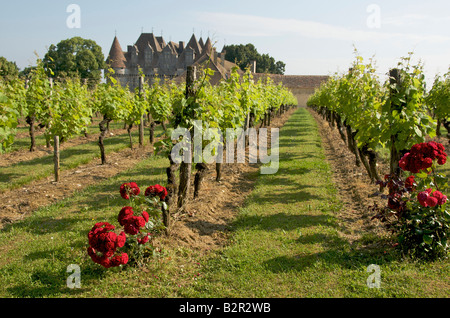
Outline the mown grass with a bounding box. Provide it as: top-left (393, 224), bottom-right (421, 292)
top-left (184, 108), bottom-right (450, 298)
top-left (0, 153), bottom-right (171, 297)
top-left (0, 124), bottom-right (162, 192)
top-left (0, 107), bottom-right (448, 298)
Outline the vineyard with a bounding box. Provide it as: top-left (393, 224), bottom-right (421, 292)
top-left (0, 53), bottom-right (449, 299)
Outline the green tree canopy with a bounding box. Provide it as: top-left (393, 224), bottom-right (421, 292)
top-left (43, 36), bottom-right (105, 83)
top-left (223, 44), bottom-right (286, 75)
top-left (0, 57), bottom-right (19, 79)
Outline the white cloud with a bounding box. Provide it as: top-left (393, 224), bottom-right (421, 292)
top-left (382, 14), bottom-right (430, 27)
top-left (195, 11), bottom-right (450, 81)
top-left (196, 11), bottom-right (450, 44)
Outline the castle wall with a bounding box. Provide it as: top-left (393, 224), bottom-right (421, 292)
top-left (289, 87), bottom-right (316, 107)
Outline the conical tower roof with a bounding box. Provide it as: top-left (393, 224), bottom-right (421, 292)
top-left (107, 36), bottom-right (127, 68)
top-left (186, 34), bottom-right (202, 56)
top-left (203, 37), bottom-right (213, 55)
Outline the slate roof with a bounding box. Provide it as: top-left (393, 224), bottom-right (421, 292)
top-left (135, 33), bottom-right (162, 53)
top-left (106, 36), bottom-right (127, 68)
top-left (167, 41), bottom-right (179, 54)
top-left (173, 52), bottom-right (243, 85)
top-left (202, 38), bottom-right (213, 56)
top-left (186, 34), bottom-right (202, 56)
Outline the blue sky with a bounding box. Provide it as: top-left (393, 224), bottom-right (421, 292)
top-left (1, 0), bottom-right (450, 83)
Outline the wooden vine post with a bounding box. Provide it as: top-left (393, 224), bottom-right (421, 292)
top-left (138, 76), bottom-right (145, 147)
top-left (149, 120), bottom-right (156, 144)
top-left (48, 78), bottom-right (60, 183)
top-left (24, 78), bottom-right (37, 153)
top-left (193, 120), bottom-right (207, 198)
top-left (177, 66), bottom-right (196, 211)
top-left (194, 162), bottom-right (208, 198)
top-left (388, 68), bottom-right (404, 177)
top-left (98, 115), bottom-right (111, 165)
top-left (54, 135), bottom-right (60, 182)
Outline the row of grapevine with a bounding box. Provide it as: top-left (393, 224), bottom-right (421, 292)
top-left (307, 52), bottom-right (448, 181)
top-left (1, 59), bottom-right (297, 231)
top-left (151, 65), bottom-right (297, 223)
top-left (426, 71), bottom-right (450, 139)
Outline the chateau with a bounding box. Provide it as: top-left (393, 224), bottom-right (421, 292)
top-left (106, 32), bottom-right (329, 106)
top-left (106, 33), bottom-right (239, 90)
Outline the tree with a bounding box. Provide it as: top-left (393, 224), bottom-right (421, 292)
top-left (223, 44), bottom-right (285, 75)
top-left (43, 37), bottom-right (105, 84)
top-left (0, 57), bottom-right (19, 80)
top-left (19, 66), bottom-right (37, 78)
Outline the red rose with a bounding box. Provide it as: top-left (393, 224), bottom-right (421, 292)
top-left (405, 175), bottom-right (415, 191)
top-left (431, 191), bottom-right (448, 205)
top-left (120, 182), bottom-right (140, 200)
top-left (438, 153), bottom-right (447, 165)
top-left (99, 256), bottom-right (111, 268)
top-left (399, 153), bottom-right (410, 171)
top-left (145, 184), bottom-right (168, 200)
top-left (120, 253), bottom-right (129, 265)
top-left (423, 157), bottom-right (433, 169)
top-left (426, 196), bottom-right (438, 208)
top-left (417, 189), bottom-right (437, 207)
top-left (142, 211), bottom-right (149, 223)
top-left (399, 142), bottom-right (447, 173)
top-left (88, 222), bottom-right (116, 252)
top-left (87, 246), bottom-right (97, 261)
top-left (138, 234), bottom-right (149, 245)
top-left (110, 253), bottom-right (129, 267)
top-left (87, 221), bottom-right (128, 268)
top-left (116, 231), bottom-right (126, 248)
top-left (87, 246), bottom-right (111, 268)
top-left (118, 206), bottom-right (134, 226)
top-left (124, 215), bottom-right (146, 235)
top-left (418, 190), bottom-right (430, 207)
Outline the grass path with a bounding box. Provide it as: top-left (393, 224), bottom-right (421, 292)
top-left (183, 107), bottom-right (450, 298)
top-left (0, 107), bottom-right (448, 298)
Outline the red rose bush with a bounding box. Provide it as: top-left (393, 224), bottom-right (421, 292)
top-left (87, 222), bottom-right (128, 268)
top-left (87, 182), bottom-right (168, 268)
top-left (373, 141), bottom-right (449, 260)
top-left (144, 184), bottom-right (168, 201)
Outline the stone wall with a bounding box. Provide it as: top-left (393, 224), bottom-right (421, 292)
top-left (252, 74), bottom-right (329, 107)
